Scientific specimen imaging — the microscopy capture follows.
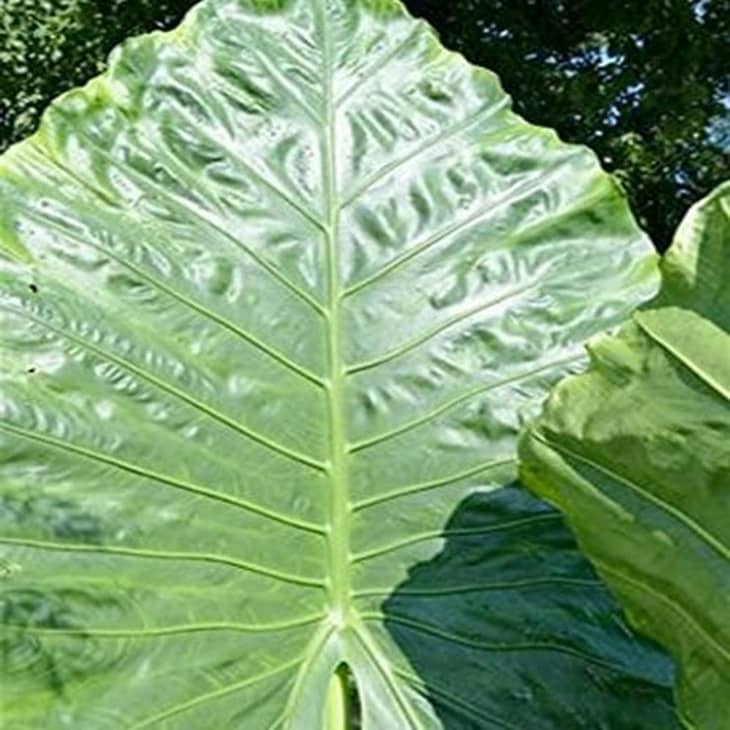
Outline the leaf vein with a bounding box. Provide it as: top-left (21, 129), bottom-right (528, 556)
top-left (2, 615), bottom-right (325, 638)
top-left (2, 303), bottom-right (326, 472)
top-left (364, 613), bottom-right (631, 672)
top-left (20, 205), bottom-right (326, 389)
top-left (0, 422), bottom-right (326, 535)
top-left (351, 514), bottom-right (561, 564)
top-left (127, 656), bottom-right (303, 730)
top-left (353, 623), bottom-right (424, 730)
top-left (595, 560), bottom-right (730, 665)
top-left (346, 281), bottom-right (538, 375)
top-left (340, 96), bottom-right (510, 210)
top-left (348, 354), bottom-right (583, 452)
top-left (351, 457), bottom-right (515, 512)
top-left (395, 668), bottom-right (523, 730)
top-left (342, 164), bottom-right (563, 299)
top-left (333, 22), bottom-right (424, 109)
top-left (636, 314), bottom-right (730, 401)
top-left (35, 148), bottom-right (327, 317)
top-left (0, 536), bottom-right (325, 587)
top-left (353, 576), bottom-right (603, 598)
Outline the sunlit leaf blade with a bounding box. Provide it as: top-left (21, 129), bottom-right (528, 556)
top-left (658, 181), bottom-right (730, 330)
top-left (521, 182), bottom-right (730, 730)
top-left (0, 0), bottom-right (676, 727)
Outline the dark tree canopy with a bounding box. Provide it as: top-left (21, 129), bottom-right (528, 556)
top-left (1, 0), bottom-right (728, 248)
top-left (0, 1), bottom-right (193, 151)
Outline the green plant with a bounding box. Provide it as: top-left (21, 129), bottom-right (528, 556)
top-left (0, 0), bottom-right (715, 727)
top-left (521, 182), bottom-right (730, 730)
top-left (407, 0), bottom-right (730, 251)
top-left (5, 2), bottom-right (729, 253)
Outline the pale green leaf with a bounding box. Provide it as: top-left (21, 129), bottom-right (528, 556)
top-left (0, 0), bottom-right (676, 727)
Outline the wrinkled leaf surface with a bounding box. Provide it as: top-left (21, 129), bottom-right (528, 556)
top-left (0, 0), bottom-right (677, 727)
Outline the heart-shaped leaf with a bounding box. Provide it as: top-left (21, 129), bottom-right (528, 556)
top-left (521, 183), bottom-right (730, 729)
top-left (1, 0), bottom-right (677, 727)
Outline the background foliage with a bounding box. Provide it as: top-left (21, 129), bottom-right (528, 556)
top-left (0, 0), bottom-right (728, 248)
top-left (0, 0), bottom-right (190, 151)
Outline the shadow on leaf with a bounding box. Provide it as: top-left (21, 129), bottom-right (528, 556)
top-left (382, 481), bottom-right (680, 729)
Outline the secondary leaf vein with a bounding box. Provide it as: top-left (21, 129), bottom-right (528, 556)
top-left (0, 536), bottom-right (325, 587)
top-left (0, 422), bottom-right (326, 535)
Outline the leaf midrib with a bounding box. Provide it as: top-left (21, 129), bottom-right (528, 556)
top-left (315, 5), bottom-right (422, 728)
top-left (318, 0), bottom-right (350, 628)
top-left (635, 311), bottom-right (730, 402)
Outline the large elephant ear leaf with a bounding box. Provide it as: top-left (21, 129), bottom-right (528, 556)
top-left (521, 182), bottom-right (730, 730)
top-left (0, 0), bottom-right (676, 728)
